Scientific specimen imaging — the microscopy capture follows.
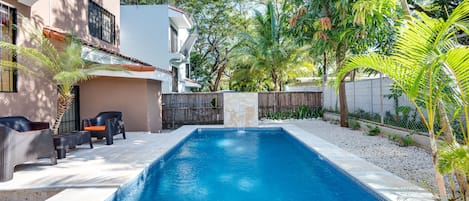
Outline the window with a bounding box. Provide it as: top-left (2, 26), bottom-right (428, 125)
top-left (88, 0), bottom-right (115, 44)
top-left (185, 63), bottom-right (190, 78)
top-left (0, 3), bottom-right (17, 92)
top-left (170, 25), bottom-right (178, 52)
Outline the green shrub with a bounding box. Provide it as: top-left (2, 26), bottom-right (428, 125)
top-left (366, 125), bottom-right (381, 136)
top-left (386, 133), bottom-right (400, 141)
top-left (400, 135), bottom-right (414, 146)
top-left (262, 106), bottom-right (323, 120)
top-left (386, 133), bottom-right (414, 147)
top-left (348, 119), bottom-right (361, 130)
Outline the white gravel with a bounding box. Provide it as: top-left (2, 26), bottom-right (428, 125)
top-left (261, 119), bottom-right (438, 195)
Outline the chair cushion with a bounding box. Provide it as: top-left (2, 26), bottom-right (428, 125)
top-left (84, 126), bottom-right (106, 131)
top-left (95, 112), bottom-right (122, 126)
top-left (0, 116), bottom-right (32, 132)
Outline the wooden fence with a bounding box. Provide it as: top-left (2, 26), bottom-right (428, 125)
top-left (162, 92), bottom-right (322, 129)
top-left (162, 93), bottom-right (223, 129)
top-left (258, 92), bottom-right (322, 117)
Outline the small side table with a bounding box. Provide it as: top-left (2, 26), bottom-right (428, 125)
top-left (53, 131), bottom-right (93, 159)
top-left (72, 131), bottom-right (93, 149)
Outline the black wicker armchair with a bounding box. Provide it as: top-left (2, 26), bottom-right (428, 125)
top-left (0, 116), bottom-right (57, 182)
top-left (82, 111), bottom-right (126, 145)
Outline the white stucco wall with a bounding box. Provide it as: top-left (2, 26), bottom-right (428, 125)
top-left (323, 77), bottom-right (415, 115)
top-left (120, 5), bottom-right (170, 70)
top-left (120, 5), bottom-right (196, 93)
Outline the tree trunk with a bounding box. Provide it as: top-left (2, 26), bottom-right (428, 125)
top-left (212, 48), bottom-right (230, 92)
top-left (438, 99), bottom-right (468, 197)
top-left (51, 94), bottom-right (74, 135)
top-left (429, 128), bottom-right (448, 201)
top-left (400, 0), bottom-right (412, 17)
top-left (339, 79), bottom-right (348, 127)
top-left (336, 45), bottom-right (348, 127)
top-left (322, 52), bottom-right (327, 85)
top-left (271, 69), bottom-right (279, 91)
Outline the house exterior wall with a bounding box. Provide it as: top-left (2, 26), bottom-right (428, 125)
top-left (79, 77), bottom-right (162, 132)
top-left (0, 1), bottom-right (56, 122)
top-left (120, 5), bottom-right (175, 93)
top-left (120, 5), bottom-right (169, 70)
top-left (31, 0), bottom-right (120, 51)
top-left (0, 0), bottom-right (120, 123)
top-left (120, 5), bottom-right (197, 93)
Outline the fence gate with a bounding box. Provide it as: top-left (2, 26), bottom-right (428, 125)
top-left (59, 86), bottom-right (80, 133)
top-left (162, 93), bottom-right (223, 129)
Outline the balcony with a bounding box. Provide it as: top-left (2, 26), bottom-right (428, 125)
top-left (169, 52), bottom-right (186, 65)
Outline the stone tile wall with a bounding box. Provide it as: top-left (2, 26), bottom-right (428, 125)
top-left (223, 93), bottom-right (258, 127)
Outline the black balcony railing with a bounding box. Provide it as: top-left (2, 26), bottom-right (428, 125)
top-left (88, 0), bottom-right (115, 44)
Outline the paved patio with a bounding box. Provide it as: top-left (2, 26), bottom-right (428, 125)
top-left (0, 126), bottom-right (199, 201)
top-left (0, 123), bottom-right (434, 201)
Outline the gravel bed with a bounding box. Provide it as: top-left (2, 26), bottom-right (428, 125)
top-left (261, 119), bottom-right (438, 195)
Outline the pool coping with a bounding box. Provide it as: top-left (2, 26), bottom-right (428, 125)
top-left (47, 124), bottom-right (434, 201)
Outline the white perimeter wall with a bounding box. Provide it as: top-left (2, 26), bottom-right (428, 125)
top-left (323, 77), bottom-right (415, 115)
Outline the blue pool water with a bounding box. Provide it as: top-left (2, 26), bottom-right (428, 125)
top-left (111, 128), bottom-right (382, 201)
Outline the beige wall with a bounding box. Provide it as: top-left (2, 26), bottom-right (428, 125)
top-left (0, 0), bottom-right (120, 123)
top-left (30, 0), bottom-right (120, 51)
top-left (0, 1), bottom-right (57, 122)
top-left (79, 77), bottom-right (162, 133)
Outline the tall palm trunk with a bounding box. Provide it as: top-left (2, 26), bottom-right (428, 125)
top-left (51, 94), bottom-right (74, 135)
top-left (429, 128), bottom-right (449, 201)
top-left (437, 99), bottom-right (468, 198)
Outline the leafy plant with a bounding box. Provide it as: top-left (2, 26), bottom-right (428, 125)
top-left (337, 1), bottom-right (469, 198)
top-left (400, 135), bottom-right (414, 147)
top-left (386, 133), bottom-right (400, 141)
top-left (366, 125), bottom-right (381, 136)
top-left (263, 106), bottom-right (323, 120)
top-left (348, 119), bottom-right (361, 130)
top-left (386, 133), bottom-right (414, 147)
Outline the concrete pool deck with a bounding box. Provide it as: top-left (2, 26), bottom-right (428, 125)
top-left (0, 123), bottom-right (434, 201)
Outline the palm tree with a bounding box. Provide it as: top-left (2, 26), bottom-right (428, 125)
top-left (234, 1), bottom-right (308, 92)
top-left (336, 1), bottom-right (469, 200)
top-left (0, 22), bottom-right (120, 135)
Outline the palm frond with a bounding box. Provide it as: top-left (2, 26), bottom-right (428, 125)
top-left (0, 41), bottom-right (55, 72)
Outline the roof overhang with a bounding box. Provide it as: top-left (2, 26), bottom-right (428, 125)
top-left (18, 0), bottom-right (39, 6)
top-left (184, 79), bottom-right (201, 88)
top-left (168, 6), bottom-right (192, 29)
top-left (42, 27), bottom-right (167, 80)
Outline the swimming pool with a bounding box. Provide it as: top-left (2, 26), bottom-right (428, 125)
top-left (110, 128), bottom-right (383, 201)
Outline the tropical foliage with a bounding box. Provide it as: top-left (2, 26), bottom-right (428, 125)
top-left (232, 1), bottom-right (312, 92)
top-left (289, 0), bottom-right (401, 127)
top-left (179, 0), bottom-right (253, 92)
top-left (336, 1), bottom-right (469, 199)
top-left (0, 20), bottom-right (120, 134)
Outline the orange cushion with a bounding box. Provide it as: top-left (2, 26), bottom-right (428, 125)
top-left (84, 126), bottom-right (106, 131)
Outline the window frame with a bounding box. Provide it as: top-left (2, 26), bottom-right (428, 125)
top-left (88, 0), bottom-right (115, 44)
top-left (170, 25), bottom-right (178, 53)
top-left (0, 3), bottom-right (17, 93)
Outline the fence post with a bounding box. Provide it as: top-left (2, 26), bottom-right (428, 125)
top-left (379, 74), bottom-right (384, 124)
top-left (171, 93), bottom-right (175, 129)
top-left (370, 79), bottom-right (374, 114)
